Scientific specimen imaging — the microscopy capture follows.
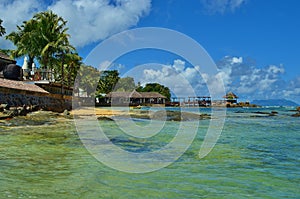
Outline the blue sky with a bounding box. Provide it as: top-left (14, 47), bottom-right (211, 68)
top-left (1, 0), bottom-right (300, 103)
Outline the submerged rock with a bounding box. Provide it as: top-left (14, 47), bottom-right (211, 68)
top-left (97, 116), bottom-right (114, 121)
top-left (129, 110), bottom-right (210, 121)
top-left (291, 112), bottom-right (300, 117)
top-left (63, 109), bottom-right (70, 116)
top-left (252, 111), bottom-right (277, 117)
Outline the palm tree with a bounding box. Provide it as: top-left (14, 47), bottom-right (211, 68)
top-left (0, 19), bottom-right (6, 36)
top-left (6, 10), bottom-right (79, 83)
top-left (34, 11), bottom-right (75, 72)
top-left (6, 18), bottom-right (40, 70)
top-left (63, 52), bottom-right (82, 87)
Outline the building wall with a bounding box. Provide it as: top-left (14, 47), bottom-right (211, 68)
top-left (0, 87), bottom-right (72, 112)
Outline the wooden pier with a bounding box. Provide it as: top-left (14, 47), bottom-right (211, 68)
top-left (169, 96), bottom-right (211, 107)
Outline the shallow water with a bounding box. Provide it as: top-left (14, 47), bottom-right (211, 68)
top-left (0, 108), bottom-right (299, 198)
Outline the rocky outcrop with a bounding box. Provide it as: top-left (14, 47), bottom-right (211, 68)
top-left (291, 107), bottom-right (300, 117)
top-left (113, 110), bottom-right (211, 121)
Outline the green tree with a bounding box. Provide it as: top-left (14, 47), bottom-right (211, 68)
top-left (34, 11), bottom-right (74, 72)
top-left (6, 10), bottom-right (76, 80)
top-left (137, 83), bottom-right (171, 101)
top-left (63, 52), bottom-right (82, 87)
top-left (97, 70), bottom-right (120, 94)
top-left (114, 76), bottom-right (136, 91)
top-left (6, 19), bottom-right (39, 69)
top-left (75, 65), bottom-right (100, 97)
top-left (0, 19), bottom-right (5, 36)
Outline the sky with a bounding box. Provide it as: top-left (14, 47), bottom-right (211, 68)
top-left (0, 0), bottom-right (300, 103)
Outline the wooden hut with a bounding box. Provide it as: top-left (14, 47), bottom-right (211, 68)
top-left (223, 92), bottom-right (238, 104)
top-left (102, 90), bottom-right (167, 106)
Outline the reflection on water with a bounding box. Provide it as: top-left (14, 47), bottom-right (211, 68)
top-left (0, 108), bottom-right (299, 198)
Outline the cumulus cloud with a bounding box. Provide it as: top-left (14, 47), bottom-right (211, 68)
top-left (49, 0), bottom-right (151, 47)
top-left (134, 56), bottom-right (299, 103)
top-left (0, 0), bottom-right (45, 48)
top-left (201, 0), bottom-right (246, 14)
top-left (0, 0), bottom-right (151, 48)
top-left (136, 60), bottom-right (208, 97)
top-left (215, 56), bottom-right (299, 102)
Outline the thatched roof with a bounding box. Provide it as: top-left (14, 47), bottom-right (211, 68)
top-left (139, 92), bottom-right (166, 99)
top-left (0, 78), bottom-right (49, 93)
top-left (0, 52), bottom-right (16, 64)
top-left (223, 91), bottom-right (238, 99)
top-left (106, 90), bottom-right (142, 98)
top-left (106, 91), bottom-right (166, 99)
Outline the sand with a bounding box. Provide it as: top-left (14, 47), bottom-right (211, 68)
top-left (70, 107), bottom-right (126, 117)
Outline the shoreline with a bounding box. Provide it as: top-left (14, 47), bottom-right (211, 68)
top-left (1, 105), bottom-right (300, 120)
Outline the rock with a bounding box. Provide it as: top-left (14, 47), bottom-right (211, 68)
top-left (0, 113), bottom-right (12, 120)
top-left (18, 106), bottom-right (27, 116)
top-left (97, 116), bottom-right (114, 121)
top-left (297, 107), bottom-right (300, 112)
top-left (0, 104), bottom-right (10, 111)
top-left (31, 105), bottom-right (40, 112)
top-left (152, 110), bottom-right (210, 121)
top-left (3, 109), bottom-right (19, 117)
top-left (291, 112), bottom-right (300, 117)
top-left (127, 110), bottom-right (210, 121)
top-left (252, 111), bottom-right (270, 115)
top-left (63, 109), bottom-right (70, 116)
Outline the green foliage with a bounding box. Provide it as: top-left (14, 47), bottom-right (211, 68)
top-left (137, 83), bottom-right (171, 101)
top-left (0, 19), bottom-right (5, 37)
top-left (75, 65), bottom-right (100, 97)
top-left (97, 70), bottom-right (120, 94)
top-left (114, 76), bottom-right (136, 91)
top-left (6, 10), bottom-right (79, 83)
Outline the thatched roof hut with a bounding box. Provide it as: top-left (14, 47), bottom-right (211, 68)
top-left (223, 92), bottom-right (238, 104)
top-left (223, 92), bottom-right (238, 100)
top-left (104, 90), bottom-right (167, 106)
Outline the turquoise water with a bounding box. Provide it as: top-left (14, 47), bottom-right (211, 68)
top-left (0, 108), bottom-right (299, 198)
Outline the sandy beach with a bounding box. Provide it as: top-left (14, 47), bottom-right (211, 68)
top-left (70, 107), bottom-right (126, 117)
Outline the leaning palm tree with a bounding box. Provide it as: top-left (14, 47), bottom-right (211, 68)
top-left (6, 10), bottom-right (77, 82)
top-left (6, 19), bottom-right (40, 69)
top-left (33, 11), bottom-right (78, 84)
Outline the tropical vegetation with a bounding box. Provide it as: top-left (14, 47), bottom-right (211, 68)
top-left (5, 10), bottom-right (81, 85)
top-left (3, 11), bottom-right (171, 100)
top-left (137, 83), bottom-right (171, 101)
top-left (97, 70), bottom-right (171, 100)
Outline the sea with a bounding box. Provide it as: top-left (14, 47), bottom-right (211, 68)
top-left (0, 107), bottom-right (299, 198)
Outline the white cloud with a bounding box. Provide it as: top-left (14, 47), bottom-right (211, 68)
top-left (231, 56), bottom-right (243, 64)
top-left (201, 0), bottom-right (246, 14)
top-left (49, 0), bottom-right (151, 47)
top-left (215, 56), bottom-right (300, 102)
top-left (173, 59), bottom-right (185, 72)
top-left (0, 0), bottom-right (44, 48)
top-left (0, 0), bottom-right (151, 48)
top-left (136, 60), bottom-right (208, 97)
top-left (120, 55), bottom-right (300, 103)
top-left (267, 65), bottom-right (285, 74)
